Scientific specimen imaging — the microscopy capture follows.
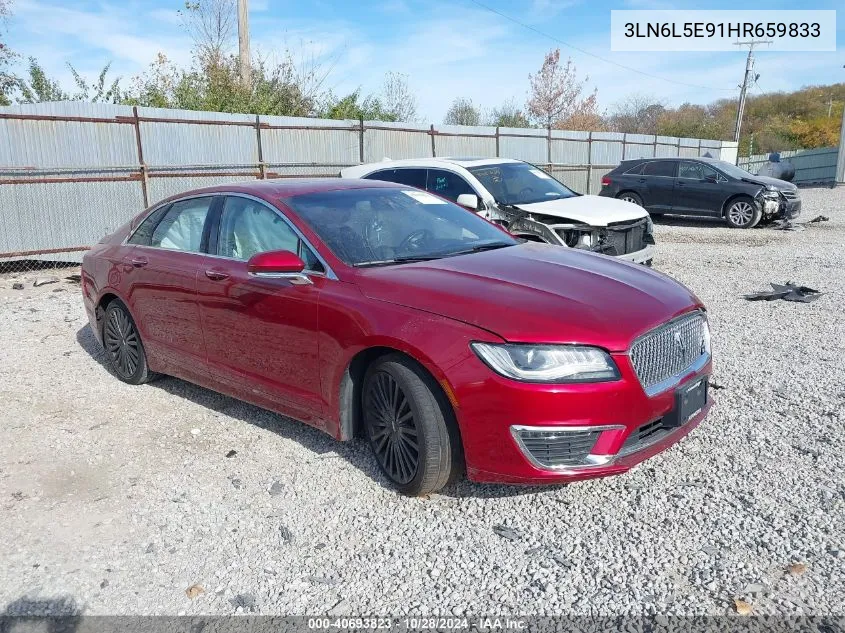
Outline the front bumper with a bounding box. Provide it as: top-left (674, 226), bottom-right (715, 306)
top-left (614, 244), bottom-right (655, 265)
top-left (447, 349), bottom-right (712, 485)
top-left (761, 194), bottom-right (801, 220)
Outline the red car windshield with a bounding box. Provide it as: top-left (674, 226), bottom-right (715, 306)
top-left (285, 187), bottom-right (517, 267)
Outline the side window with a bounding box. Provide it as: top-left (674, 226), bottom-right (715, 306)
top-left (426, 169), bottom-right (475, 202)
top-left (678, 162), bottom-right (703, 179)
top-left (642, 161), bottom-right (677, 177)
top-left (150, 197), bottom-right (213, 252)
top-left (217, 197), bottom-right (324, 272)
top-left (623, 163), bottom-right (645, 175)
top-left (365, 168), bottom-right (426, 189)
top-left (128, 204), bottom-right (170, 245)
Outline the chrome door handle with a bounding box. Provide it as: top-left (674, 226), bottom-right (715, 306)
top-left (130, 257), bottom-right (148, 267)
top-left (205, 269), bottom-right (229, 281)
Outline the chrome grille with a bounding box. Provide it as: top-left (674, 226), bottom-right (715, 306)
top-left (781, 190), bottom-right (799, 201)
top-left (512, 427), bottom-right (602, 469)
top-left (630, 312), bottom-right (707, 394)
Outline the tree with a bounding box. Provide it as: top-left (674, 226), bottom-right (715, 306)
top-left (124, 51), bottom-right (318, 116)
top-left (527, 48), bottom-right (598, 130)
top-left (179, 0), bottom-right (235, 66)
top-left (444, 97), bottom-right (481, 126)
top-left (381, 71), bottom-right (417, 122)
top-left (319, 89), bottom-right (396, 121)
top-left (14, 58), bottom-right (122, 104)
top-left (487, 98), bottom-right (530, 128)
top-left (0, 0), bottom-right (15, 105)
top-left (606, 94), bottom-right (665, 135)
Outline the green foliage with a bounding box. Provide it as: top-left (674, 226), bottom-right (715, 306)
top-left (123, 53), bottom-right (317, 116)
top-left (444, 98), bottom-right (481, 126)
top-left (13, 57), bottom-right (123, 104)
top-left (654, 83), bottom-right (845, 153)
top-left (487, 99), bottom-right (531, 128)
top-left (319, 89), bottom-right (397, 121)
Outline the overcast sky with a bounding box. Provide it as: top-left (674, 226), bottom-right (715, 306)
top-left (4, 0), bottom-right (845, 121)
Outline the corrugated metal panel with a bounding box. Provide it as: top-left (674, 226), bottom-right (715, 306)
top-left (550, 139), bottom-right (588, 164)
top-left (547, 166), bottom-right (589, 193)
top-left (265, 165), bottom-right (347, 177)
top-left (0, 101), bottom-right (135, 118)
top-left (499, 127), bottom-right (547, 163)
top-left (0, 119), bottom-right (137, 171)
top-left (0, 180), bottom-right (144, 254)
top-left (591, 141), bottom-right (623, 166)
top-left (147, 176), bottom-right (257, 205)
top-left (434, 135), bottom-right (496, 158)
top-left (363, 128), bottom-right (431, 162)
top-left (140, 120), bottom-right (256, 169)
top-left (262, 127), bottom-right (359, 164)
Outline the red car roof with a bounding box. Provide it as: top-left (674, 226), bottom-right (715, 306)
top-left (174, 178), bottom-right (400, 202)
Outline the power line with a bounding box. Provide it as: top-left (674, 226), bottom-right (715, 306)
top-left (465, 0), bottom-right (739, 92)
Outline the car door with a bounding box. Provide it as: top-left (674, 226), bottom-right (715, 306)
top-left (195, 194), bottom-right (325, 423)
top-left (638, 160), bottom-right (678, 212)
top-left (124, 195), bottom-right (217, 381)
top-left (674, 161), bottom-right (724, 216)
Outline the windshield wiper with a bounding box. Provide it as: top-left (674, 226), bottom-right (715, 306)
top-left (354, 255), bottom-right (443, 267)
top-left (443, 242), bottom-right (515, 257)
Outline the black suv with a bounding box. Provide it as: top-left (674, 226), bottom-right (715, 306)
top-left (599, 157), bottom-right (801, 228)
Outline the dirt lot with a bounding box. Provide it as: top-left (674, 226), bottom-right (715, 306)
top-left (1, 187), bottom-right (843, 617)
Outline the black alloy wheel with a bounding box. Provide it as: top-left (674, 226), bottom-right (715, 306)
top-left (364, 370), bottom-right (419, 485)
top-left (362, 355), bottom-right (461, 495)
top-left (102, 301), bottom-right (155, 384)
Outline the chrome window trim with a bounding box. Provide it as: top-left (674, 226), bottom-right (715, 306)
top-left (217, 192), bottom-right (337, 280)
top-left (124, 191), bottom-right (338, 281)
top-left (123, 193), bottom-right (214, 246)
top-left (627, 309), bottom-right (711, 397)
top-left (509, 424), bottom-right (625, 472)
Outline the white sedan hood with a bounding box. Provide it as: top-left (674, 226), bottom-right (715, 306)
top-left (515, 195), bottom-right (648, 227)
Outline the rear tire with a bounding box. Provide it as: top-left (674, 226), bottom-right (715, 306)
top-left (617, 191), bottom-right (643, 206)
top-left (362, 354), bottom-right (459, 496)
top-left (725, 196), bottom-right (761, 229)
top-left (102, 299), bottom-right (156, 385)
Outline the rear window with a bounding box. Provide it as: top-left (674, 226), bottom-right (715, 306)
top-left (642, 161), bottom-right (677, 177)
top-left (623, 163), bottom-right (645, 175)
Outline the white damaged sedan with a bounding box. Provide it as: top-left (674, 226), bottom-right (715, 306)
top-left (341, 157), bottom-right (655, 265)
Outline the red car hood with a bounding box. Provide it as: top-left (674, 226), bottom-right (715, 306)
top-left (354, 243), bottom-right (702, 351)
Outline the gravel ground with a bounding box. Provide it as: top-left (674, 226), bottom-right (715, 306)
top-left (0, 187), bottom-right (843, 618)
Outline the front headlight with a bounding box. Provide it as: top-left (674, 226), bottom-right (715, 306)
top-left (471, 343), bottom-right (620, 383)
top-left (763, 189), bottom-right (780, 199)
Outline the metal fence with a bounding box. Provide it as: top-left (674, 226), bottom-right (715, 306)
top-left (0, 101), bottom-right (738, 270)
top-left (738, 146), bottom-right (839, 186)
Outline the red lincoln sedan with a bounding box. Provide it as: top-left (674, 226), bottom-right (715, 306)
top-left (82, 179), bottom-right (712, 495)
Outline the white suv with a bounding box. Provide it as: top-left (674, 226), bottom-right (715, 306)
top-left (341, 157), bottom-right (655, 265)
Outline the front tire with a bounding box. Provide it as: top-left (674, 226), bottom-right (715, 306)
top-left (362, 355), bottom-right (459, 495)
top-left (102, 300), bottom-right (155, 385)
top-left (725, 196), bottom-right (761, 229)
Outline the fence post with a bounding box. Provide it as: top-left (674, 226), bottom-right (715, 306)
top-left (586, 131), bottom-right (592, 194)
top-left (697, 138), bottom-right (702, 158)
top-left (546, 125), bottom-right (552, 166)
top-left (359, 116), bottom-right (365, 164)
top-left (495, 126), bottom-right (500, 157)
top-left (676, 138), bottom-right (681, 157)
top-left (255, 115), bottom-right (265, 179)
top-left (132, 106), bottom-right (149, 208)
top-left (430, 124), bottom-right (436, 157)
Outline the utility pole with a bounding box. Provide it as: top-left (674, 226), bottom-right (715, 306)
top-left (733, 40), bottom-right (771, 145)
top-left (238, 0), bottom-right (251, 90)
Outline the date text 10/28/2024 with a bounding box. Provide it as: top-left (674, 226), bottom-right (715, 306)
top-left (307, 617), bottom-right (528, 630)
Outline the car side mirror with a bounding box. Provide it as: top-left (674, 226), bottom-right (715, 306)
top-left (703, 174), bottom-right (718, 183)
top-left (247, 250), bottom-right (311, 284)
top-left (456, 193), bottom-right (480, 210)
